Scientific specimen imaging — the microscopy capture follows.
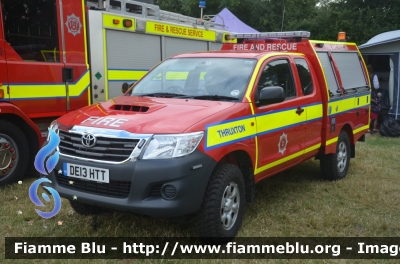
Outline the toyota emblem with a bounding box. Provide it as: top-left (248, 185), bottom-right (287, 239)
top-left (81, 133), bottom-right (96, 148)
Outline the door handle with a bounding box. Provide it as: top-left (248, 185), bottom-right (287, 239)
top-left (296, 108), bottom-right (304, 114)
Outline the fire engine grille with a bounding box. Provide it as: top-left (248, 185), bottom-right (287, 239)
top-left (57, 175), bottom-right (131, 198)
top-left (58, 131), bottom-right (140, 162)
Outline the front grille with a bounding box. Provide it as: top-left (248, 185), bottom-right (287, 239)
top-left (57, 175), bottom-right (131, 198)
top-left (58, 131), bottom-right (139, 162)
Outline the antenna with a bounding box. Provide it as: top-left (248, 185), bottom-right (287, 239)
top-left (281, 6), bottom-right (285, 31)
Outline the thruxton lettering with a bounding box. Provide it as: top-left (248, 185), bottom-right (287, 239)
top-left (81, 116), bottom-right (129, 127)
top-left (217, 125), bottom-right (246, 137)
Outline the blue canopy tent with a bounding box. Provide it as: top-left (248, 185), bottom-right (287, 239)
top-left (359, 30), bottom-right (400, 120)
top-left (212, 8), bottom-right (259, 33)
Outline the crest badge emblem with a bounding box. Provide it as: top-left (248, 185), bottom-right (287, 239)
top-left (278, 132), bottom-right (288, 154)
top-left (65, 14), bottom-right (82, 37)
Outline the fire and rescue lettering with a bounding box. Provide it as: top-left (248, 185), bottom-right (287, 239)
top-left (81, 116), bottom-right (128, 127)
top-left (232, 43), bottom-right (297, 51)
top-left (153, 23), bottom-right (204, 38)
top-left (217, 125), bottom-right (246, 138)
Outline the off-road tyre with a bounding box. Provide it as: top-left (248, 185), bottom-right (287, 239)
top-left (195, 163), bottom-right (246, 244)
top-left (320, 130), bottom-right (351, 181)
top-left (0, 120), bottom-right (29, 186)
top-left (69, 200), bottom-right (105, 215)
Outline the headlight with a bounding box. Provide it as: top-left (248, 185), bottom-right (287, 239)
top-left (46, 120), bottom-right (59, 141)
top-left (142, 132), bottom-right (204, 159)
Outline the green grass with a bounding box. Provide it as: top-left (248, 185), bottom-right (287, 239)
top-left (1, 133), bottom-right (400, 263)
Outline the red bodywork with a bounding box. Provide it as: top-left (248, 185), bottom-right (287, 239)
top-left (0, 0), bottom-right (89, 146)
top-left (57, 38), bottom-right (369, 182)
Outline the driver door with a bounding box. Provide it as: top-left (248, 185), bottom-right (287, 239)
top-left (253, 56), bottom-right (307, 180)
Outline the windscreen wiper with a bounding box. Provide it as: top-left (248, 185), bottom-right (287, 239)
top-left (191, 95), bottom-right (239, 101)
top-left (138, 92), bottom-right (187, 98)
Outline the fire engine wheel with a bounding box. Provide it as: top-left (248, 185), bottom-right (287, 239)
top-left (195, 163), bottom-right (245, 244)
top-left (320, 130), bottom-right (351, 181)
top-left (0, 120), bottom-right (29, 186)
top-left (69, 200), bottom-right (105, 216)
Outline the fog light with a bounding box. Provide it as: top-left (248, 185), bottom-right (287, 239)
top-left (161, 184), bottom-right (177, 200)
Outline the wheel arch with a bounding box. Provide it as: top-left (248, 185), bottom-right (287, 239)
top-left (0, 113), bottom-right (41, 174)
top-left (217, 150), bottom-right (255, 204)
top-left (341, 123), bottom-right (355, 158)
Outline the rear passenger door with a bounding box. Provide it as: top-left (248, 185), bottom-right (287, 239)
top-left (253, 56), bottom-right (307, 179)
top-left (293, 57), bottom-right (323, 160)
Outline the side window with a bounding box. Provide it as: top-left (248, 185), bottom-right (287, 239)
top-left (1, 0), bottom-right (60, 62)
top-left (295, 58), bottom-right (314, 96)
top-left (257, 59), bottom-right (296, 98)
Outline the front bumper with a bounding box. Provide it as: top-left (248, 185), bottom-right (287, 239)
top-left (43, 150), bottom-right (216, 217)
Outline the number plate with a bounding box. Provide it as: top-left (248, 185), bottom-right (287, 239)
top-left (63, 163), bottom-right (109, 183)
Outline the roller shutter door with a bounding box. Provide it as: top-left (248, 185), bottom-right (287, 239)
top-left (165, 37), bottom-right (208, 58)
top-left (106, 30), bottom-right (161, 99)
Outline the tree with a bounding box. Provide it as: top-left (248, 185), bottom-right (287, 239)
top-left (155, 0), bottom-right (400, 44)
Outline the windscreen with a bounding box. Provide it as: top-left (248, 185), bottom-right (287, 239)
top-left (130, 58), bottom-right (257, 101)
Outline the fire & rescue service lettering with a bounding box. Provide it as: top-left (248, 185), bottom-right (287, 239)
top-left (153, 23), bottom-right (203, 38)
top-left (146, 21), bottom-right (216, 41)
top-left (217, 125), bottom-right (246, 138)
top-left (81, 116), bottom-right (128, 127)
top-left (232, 43), bottom-right (297, 51)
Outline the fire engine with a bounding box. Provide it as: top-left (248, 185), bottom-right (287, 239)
top-left (0, 0), bottom-right (233, 185)
top-left (40, 30), bottom-right (371, 242)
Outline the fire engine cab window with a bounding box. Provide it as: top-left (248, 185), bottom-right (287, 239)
top-left (294, 58), bottom-right (314, 96)
top-left (257, 59), bottom-right (296, 98)
top-left (1, 0), bottom-right (60, 62)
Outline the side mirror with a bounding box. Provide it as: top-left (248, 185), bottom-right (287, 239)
top-left (122, 82), bottom-right (129, 94)
top-left (122, 82), bottom-right (135, 95)
top-left (258, 86), bottom-right (285, 106)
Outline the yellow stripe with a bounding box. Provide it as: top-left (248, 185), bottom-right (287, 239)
top-left (245, 58), bottom-right (264, 114)
top-left (328, 95), bottom-right (369, 115)
top-left (103, 13), bottom-right (136, 31)
top-left (256, 108), bottom-right (307, 134)
top-left (146, 21), bottom-right (216, 41)
top-left (255, 143), bottom-right (321, 174)
top-left (107, 70), bottom-right (208, 82)
top-left (108, 70), bottom-right (148, 81)
top-left (326, 137), bottom-right (338, 146)
top-left (9, 71), bottom-right (90, 99)
top-left (206, 117), bottom-right (256, 149)
top-left (307, 104), bottom-right (324, 120)
top-left (354, 124), bottom-right (369, 134)
top-left (305, 143), bottom-right (322, 154)
top-left (206, 104), bottom-right (315, 149)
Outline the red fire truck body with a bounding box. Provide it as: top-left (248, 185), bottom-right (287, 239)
top-left (40, 31), bottom-right (371, 241)
top-left (0, 0), bottom-right (232, 185)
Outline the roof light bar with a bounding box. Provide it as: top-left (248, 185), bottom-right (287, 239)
top-left (229, 31), bottom-right (311, 39)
